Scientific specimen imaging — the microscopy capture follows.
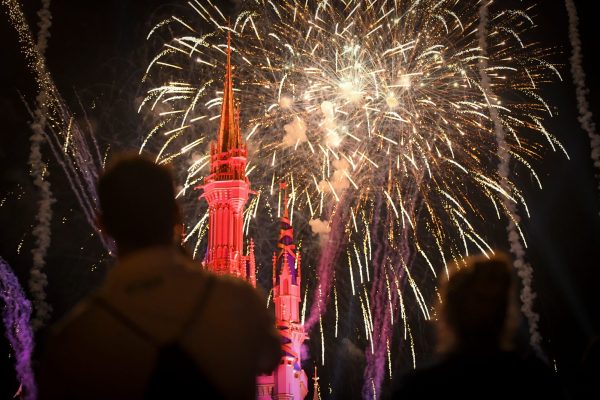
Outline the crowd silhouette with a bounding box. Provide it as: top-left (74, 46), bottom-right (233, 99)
top-left (35, 154), bottom-right (567, 399)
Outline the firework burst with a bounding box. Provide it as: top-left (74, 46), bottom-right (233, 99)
top-left (140, 0), bottom-right (564, 396)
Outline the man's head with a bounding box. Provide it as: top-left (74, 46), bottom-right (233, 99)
top-left (436, 252), bottom-right (518, 353)
top-left (97, 154), bottom-right (180, 254)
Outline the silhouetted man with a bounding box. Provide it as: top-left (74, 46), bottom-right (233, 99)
top-left (39, 154), bottom-right (280, 400)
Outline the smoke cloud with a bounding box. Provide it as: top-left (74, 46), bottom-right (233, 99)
top-left (309, 218), bottom-right (331, 245)
top-left (342, 338), bottom-right (365, 362)
top-left (279, 95), bottom-right (293, 109)
top-left (319, 159), bottom-right (351, 197)
top-left (283, 116), bottom-right (307, 147)
top-left (331, 159), bottom-right (351, 191)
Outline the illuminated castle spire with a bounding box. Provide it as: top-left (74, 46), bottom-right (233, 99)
top-left (199, 31), bottom-right (255, 286)
top-left (200, 33), bottom-right (306, 400)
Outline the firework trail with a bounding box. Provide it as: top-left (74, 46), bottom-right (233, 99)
top-left (305, 202), bottom-right (349, 332)
top-left (27, 0), bottom-right (54, 330)
top-left (363, 198), bottom-right (398, 399)
top-left (477, 2), bottom-right (543, 356)
top-left (363, 254), bottom-right (397, 399)
top-left (27, 126), bottom-right (54, 331)
top-left (0, 257), bottom-right (37, 400)
top-left (565, 0), bottom-right (600, 207)
top-left (2, 0), bottom-right (111, 256)
top-left (23, 98), bottom-right (113, 254)
top-left (35, 0), bottom-right (52, 52)
top-left (363, 185), bottom-right (421, 398)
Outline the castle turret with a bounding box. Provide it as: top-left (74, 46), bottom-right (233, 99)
top-left (272, 182), bottom-right (308, 399)
top-left (199, 31), bottom-right (254, 282)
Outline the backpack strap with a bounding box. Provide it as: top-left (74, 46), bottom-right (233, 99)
top-left (93, 295), bottom-right (160, 346)
top-left (93, 274), bottom-right (216, 346)
top-left (177, 274), bottom-right (215, 340)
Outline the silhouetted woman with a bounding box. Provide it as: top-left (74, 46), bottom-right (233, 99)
top-left (393, 252), bottom-right (564, 399)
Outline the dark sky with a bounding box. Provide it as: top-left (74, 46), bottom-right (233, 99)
top-left (1, 1), bottom-right (599, 399)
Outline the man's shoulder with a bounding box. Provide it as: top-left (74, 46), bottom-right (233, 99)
top-left (212, 273), bottom-right (256, 291)
top-left (49, 297), bottom-right (98, 338)
top-left (42, 295), bottom-right (114, 371)
top-left (174, 261), bottom-right (258, 294)
top-left (208, 274), bottom-right (266, 306)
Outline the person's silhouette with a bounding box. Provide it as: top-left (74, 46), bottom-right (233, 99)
top-left (393, 252), bottom-right (563, 399)
top-left (39, 154), bottom-right (280, 400)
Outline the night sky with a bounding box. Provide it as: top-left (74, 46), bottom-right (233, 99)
top-left (1, 1), bottom-right (599, 399)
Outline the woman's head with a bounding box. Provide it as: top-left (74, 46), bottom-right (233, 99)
top-left (436, 252), bottom-right (519, 354)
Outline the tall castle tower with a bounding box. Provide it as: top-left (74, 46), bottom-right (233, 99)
top-left (200, 31), bottom-right (255, 286)
top-left (257, 183), bottom-right (308, 400)
top-left (201, 33), bottom-right (307, 400)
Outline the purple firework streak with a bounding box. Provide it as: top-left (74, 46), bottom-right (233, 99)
top-left (305, 201), bottom-right (349, 333)
top-left (0, 257), bottom-right (37, 400)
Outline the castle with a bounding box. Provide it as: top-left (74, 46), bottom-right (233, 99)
top-left (199, 32), bottom-right (308, 400)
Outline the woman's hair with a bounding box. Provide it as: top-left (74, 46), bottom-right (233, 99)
top-left (436, 252), bottom-right (519, 354)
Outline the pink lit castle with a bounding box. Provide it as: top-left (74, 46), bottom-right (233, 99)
top-left (198, 32), bottom-right (308, 399)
